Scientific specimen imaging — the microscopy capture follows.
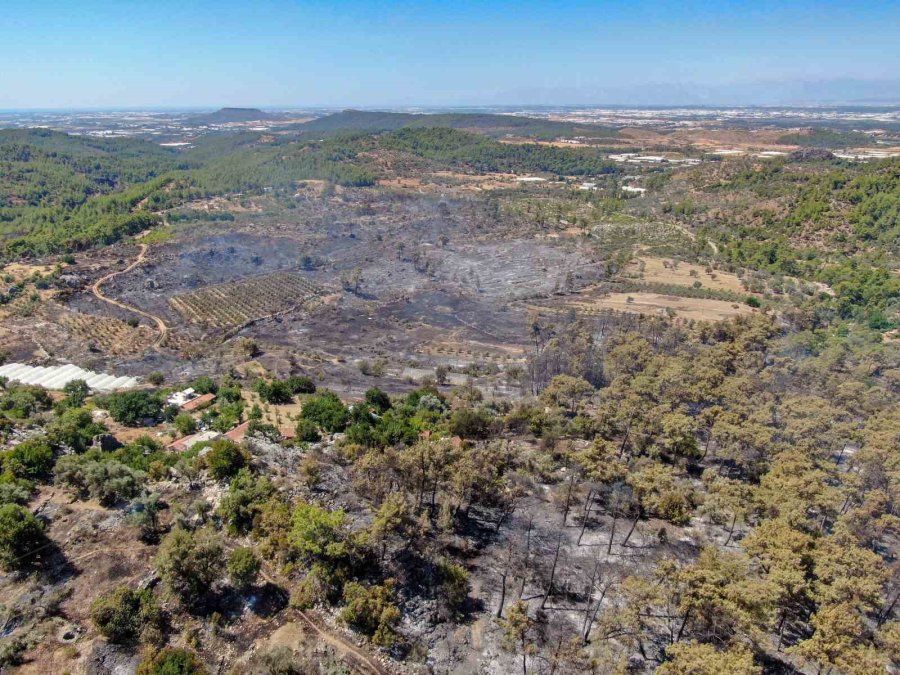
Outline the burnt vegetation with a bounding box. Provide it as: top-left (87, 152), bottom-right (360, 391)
top-left (0, 111), bottom-right (898, 674)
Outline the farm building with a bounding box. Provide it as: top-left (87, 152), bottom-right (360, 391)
top-left (169, 430), bottom-right (221, 452)
top-left (181, 393), bottom-right (216, 412)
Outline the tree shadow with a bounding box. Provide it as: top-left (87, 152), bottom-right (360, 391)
top-left (247, 581), bottom-right (289, 618)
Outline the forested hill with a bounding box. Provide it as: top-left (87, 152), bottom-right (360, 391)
top-left (0, 129), bottom-right (181, 209)
top-left (295, 109), bottom-right (620, 139)
top-left (0, 125), bottom-right (624, 256)
top-left (187, 107), bottom-right (280, 125)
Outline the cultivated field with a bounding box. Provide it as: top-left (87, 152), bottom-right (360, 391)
top-left (169, 271), bottom-right (326, 330)
top-left (59, 310), bottom-right (156, 355)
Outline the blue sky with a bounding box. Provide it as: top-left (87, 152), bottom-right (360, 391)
top-left (1, 0), bottom-right (898, 108)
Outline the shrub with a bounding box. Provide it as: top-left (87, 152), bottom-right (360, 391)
top-left (217, 469), bottom-right (274, 535)
top-left (54, 453), bottom-right (146, 505)
top-left (364, 387), bottom-right (392, 413)
top-left (91, 587), bottom-right (164, 644)
top-left (137, 648), bottom-right (208, 675)
top-left (285, 375), bottom-right (316, 394)
top-left (340, 580), bottom-right (401, 647)
top-left (0, 503), bottom-right (47, 571)
top-left (147, 372), bottom-right (165, 386)
top-left (0, 384), bottom-right (53, 418)
top-left (227, 547), bottom-right (260, 591)
top-left (46, 407), bottom-right (107, 453)
top-left (294, 419), bottom-right (321, 443)
top-left (62, 379), bottom-right (90, 407)
top-left (155, 528), bottom-right (224, 608)
top-left (437, 560), bottom-right (471, 620)
top-left (128, 493), bottom-right (163, 542)
top-left (290, 564), bottom-right (333, 609)
top-left (173, 413), bottom-right (197, 436)
top-left (746, 295), bottom-right (762, 308)
top-left (0, 477), bottom-right (33, 506)
top-left (236, 337), bottom-right (260, 358)
top-left (300, 391), bottom-right (348, 433)
top-left (2, 438), bottom-right (54, 481)
top-left (449, 408), bottom-right (493, 439)
top-left (204, 439), bottom-right (249, 480)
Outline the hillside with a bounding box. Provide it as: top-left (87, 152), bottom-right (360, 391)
top-left (297, 109), bottom-right (621, 139)
top-left (187, 107), bottom-right (280, 125)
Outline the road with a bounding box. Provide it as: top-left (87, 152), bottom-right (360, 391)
top-left (90, 244), bottom-right (169, 350)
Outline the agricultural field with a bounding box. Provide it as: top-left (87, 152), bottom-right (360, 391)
top-left (169, 271), bottom-right (328, 331)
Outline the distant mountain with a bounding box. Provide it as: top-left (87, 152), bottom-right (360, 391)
top-left (188, 108), bottom-right (279, 125)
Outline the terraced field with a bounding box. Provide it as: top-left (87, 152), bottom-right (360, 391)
top-left (59, 311), bottom-right (156, 355)
top-left (169, 271), bottom-right (326, 330)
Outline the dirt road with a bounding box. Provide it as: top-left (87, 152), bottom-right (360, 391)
top-left (258, 566), bottom-right (393, 675)
top-left (91, 244), bottom-right (169, 349)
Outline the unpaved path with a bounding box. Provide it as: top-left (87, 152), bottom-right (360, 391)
top-left (259, 567), bottom-right (393, 675)
top-left (91, 244), bottom-right (169, 349)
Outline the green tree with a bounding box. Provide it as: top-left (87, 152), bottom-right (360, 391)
top-left (289, 501), bottom-right (347, 561)
top-left (340, 580), bottom-right (401, 647)
top-left (0, 503), bottom-right (47, 571)
top-left (173, 413), bottom-right (196, 437)
top-left (217, 469), bottom-right (274, 535)
top-left (204, 439), bottom-right (249, 480)
top-left (227, 547), bottom-right (261, 591)
top-left (300, 391), bottom-right (348, 433)
top-left (90, 587), bottom-right (164, 645)
top-left (658, 642), bottom-right (760, 675)
top-left (500, 600), bottom-right (537, 675)
top-left (46, 407), bottom-right (106, 453)
top-left (2, 437), bottom-right (54, 481)
top-left (101, 390), bottom-right (162, 427)
top-left (137, 648), bottom-right (208, 675)
top-left (62, 378), bottom-right (90, 407)
top-left (155, 528), bottom-right (225, 608)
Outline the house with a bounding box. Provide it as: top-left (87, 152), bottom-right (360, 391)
top-left (181, 393), bottom-right (216, 413)
top-left (169, 430), bottom-right (221, 452)
top-left (224, 421), bottom-right (250, 443)
top-left (167, 388), bottom-right (196, 407)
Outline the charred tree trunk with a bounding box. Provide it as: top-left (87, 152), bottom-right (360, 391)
top-left (541, 533), bottom-right (563, 610)
top-left (577, 488), bottom-right (594, 545)
top-left (519, 516), bottom-right (534, 600)
top-left (723, 512), bottom-right (738, 547)
top-left (562, 473), bottom-right (576, 527)
top-left (606, 510), bottom-right (618, 555)
top-left (620, 510), bottom-right (641, 549)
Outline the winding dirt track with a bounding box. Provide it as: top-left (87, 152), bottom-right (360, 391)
top-left (259, 567), bottom-right (391, 675)
top-left (90, 244), bottom-right (168, 350)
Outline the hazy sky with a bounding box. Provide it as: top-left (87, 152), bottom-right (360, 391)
top-left (2, 0), bottom-right (899, 108)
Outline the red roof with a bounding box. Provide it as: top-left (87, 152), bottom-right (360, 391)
top-left (224, 421), bottom-right (250, 443)
top-left (181, 393), bottom-right (216, 412)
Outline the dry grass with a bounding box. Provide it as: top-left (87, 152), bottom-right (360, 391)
top-left (531, 290), bottom-right (755, 322)
top-left (625, 256), bottom-right (749, 294)
top-left (241, 389), bottom-right (304, 427)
